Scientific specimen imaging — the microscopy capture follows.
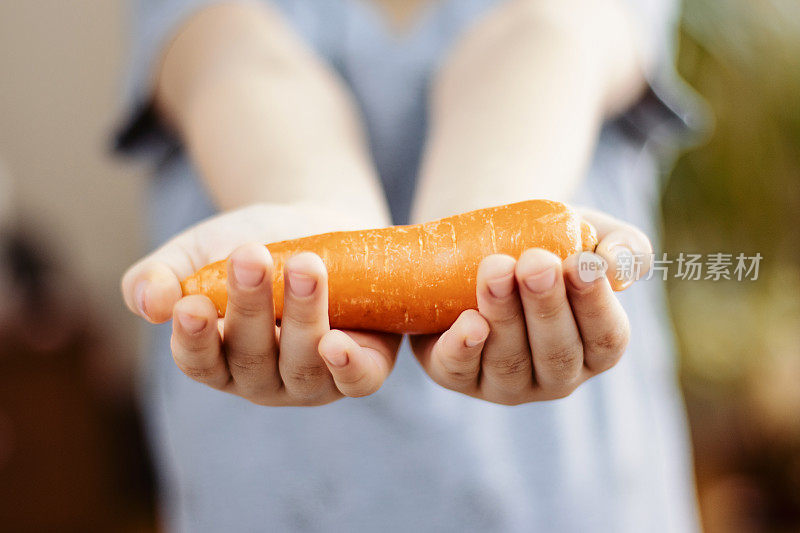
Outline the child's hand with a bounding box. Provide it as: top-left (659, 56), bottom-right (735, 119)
top-left (410, 209), bottom-right (652, 405)
top-left (122, 203), bottom-right (400, 405)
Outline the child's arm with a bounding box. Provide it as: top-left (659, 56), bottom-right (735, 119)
top-left (154, 2), bottom-right (389, 224)
top-left (409, 0), bottom-right (655, 405)
top-left (412, 0), bottom-right (649, 221)
top-left (121, 3), bottom-right (398, 405)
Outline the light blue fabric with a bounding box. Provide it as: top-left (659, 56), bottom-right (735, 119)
top-left (118, 1), bottom-right (701, 531)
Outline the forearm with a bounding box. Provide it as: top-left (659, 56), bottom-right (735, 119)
top-left (412, 0), bottom-right (648, 221)
top-left (155, 2), bottom-right (389, 224)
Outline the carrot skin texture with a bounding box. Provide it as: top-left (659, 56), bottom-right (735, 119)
top-left (181, 200), bottom-right (597, 334)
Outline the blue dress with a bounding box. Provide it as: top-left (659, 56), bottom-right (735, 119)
top-left (116, 1), bottom-right (703, 531)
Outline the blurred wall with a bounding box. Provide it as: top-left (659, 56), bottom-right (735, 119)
top-left (0, 0), bottom-right (145, 385)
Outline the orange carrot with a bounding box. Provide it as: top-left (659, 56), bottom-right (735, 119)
top-left (181, 200), bottom-right (597, 334)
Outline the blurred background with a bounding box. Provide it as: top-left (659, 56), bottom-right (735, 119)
top-left (663, 1), bottom-right (800, 531)
top-left (0, 0), bottom-right (798, 531)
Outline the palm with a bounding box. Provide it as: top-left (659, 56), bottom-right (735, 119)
top-left (149, 203), bottom-right (374, 282)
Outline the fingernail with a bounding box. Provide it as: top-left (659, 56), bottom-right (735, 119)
top-left (177, 312), bottom-right (206, 334)
top-left (287, 271), bottom-right (317, 297)
top-left (323, 347), bottom-right (349, 368)
top-left (610, 245), bottom-right (635, 288)
top-left (524, 266), bottom-right (556, 293)
top-left (573, 252), bottom-right (607, 285)
top-left (487, 273), bottom-right (514, 299)
top-left (232, 257), bottom-right (265, 288)
top-left (135, 281), bottom-right (148, 318)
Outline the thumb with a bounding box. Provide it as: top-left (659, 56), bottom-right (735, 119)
top-left (121, 237), bottom-right (200, 324)
top-left (121, 261), bottom-right (183, 324)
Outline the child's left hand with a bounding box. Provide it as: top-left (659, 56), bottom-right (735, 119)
top-left (410, 208), bottom-right (653, 405)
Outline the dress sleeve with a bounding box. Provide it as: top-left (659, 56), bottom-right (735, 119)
top-left (113, 0), bottom-right (245, 162)
top-left (614, 0), bottom-right (710, 150)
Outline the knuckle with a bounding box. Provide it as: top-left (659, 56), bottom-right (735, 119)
top-left (226, 296), bottom-right (270, 319)
top-left (228, 353), bottom-right (268, 373)
top-left (281, 308), bottom-right (325, 330)
top-left (284, 363), bottom-right (331, 396)
top-left (225, 342), bottom-right (276, 372)
top-left (588, 323), bottom-right (630, 360)
top-left (441, 365), bottom-right (478, 384)
top-left (539, 345), bottom-right (582, 378)
top-left (487, 309), bottom-right (523, 329)
top-left (578, 298), bottom-right (613, 321)
top-left (483, 352), bottom-right (530, 378)
top-left (531, 296), bottom-right (569, 321)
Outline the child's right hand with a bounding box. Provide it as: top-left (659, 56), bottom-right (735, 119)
top-left (121, 203), bottom-right (400, 405)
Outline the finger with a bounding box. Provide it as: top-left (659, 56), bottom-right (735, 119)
top-left (318, 330), bottom-right (399, 397)
top-left (563, 253), bottom-right (630, 374)
top-left (343, 329), bottom-right (402, 370)
top-left (171, 295), bottom-right (230, 389)
top-left (475, 254), bottom-right (533, 398)
top-left (413, 309), bottom-right (488, 393)
top-left (516, 249), bottom-right (584, 391)
top-left (277, 252), bottom-right (335, 402)
top-left (222, 243), bottom-right (281, 397)
top-left (121, 261), bottom-right (183, 323)
top-left (577, 208), bottom-right (653, 291)
top-left (595, 227), bottom-right (654, 291)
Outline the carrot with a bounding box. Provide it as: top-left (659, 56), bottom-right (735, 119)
top-left (181, 199), bottom-right (597, 334)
